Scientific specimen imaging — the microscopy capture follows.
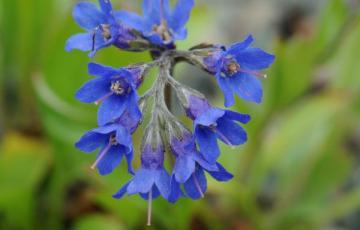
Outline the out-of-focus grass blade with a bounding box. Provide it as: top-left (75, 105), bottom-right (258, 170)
top-left (73, 214), bottom-right (125, 230)
top-left (0, 133), bottom-right (51, 229)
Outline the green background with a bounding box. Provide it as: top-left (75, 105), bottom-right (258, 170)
top-left (0, 0), bottom-right (360, 229)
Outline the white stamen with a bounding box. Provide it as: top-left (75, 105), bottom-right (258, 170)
top-left (91, 143), bottom-right (111, 170)
top-left (94, 92), bottom-right (113, 105)
top-left (240, 69), bottom-right (267, 78)
top-left (214, 129), bottom-right (235, 149)
top-left (147, 189), bottom-right (153, 226)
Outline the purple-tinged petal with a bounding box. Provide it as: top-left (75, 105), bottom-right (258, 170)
top-left (235, 48), bottom-right (275, 70)
top-left (216, 117), bottom-right (247, 146)
top-left (224, 111), bottom-right (251, 124)
top-left (76, 77), bottom-right (110, 103)
top-left (232, 73), bottom-right (263, 104)
top-left (207, 163), bottom-right (233, 182)
top-left (186, 95), bottom-right (211, 119)
top-left (65, 33), bottom-right (93, 52)
top-left (127, 168), bottom-right (155, 194)
top-left (169, 0), bottom-right (194, 31)
top-left (173, 156), bottom-right (195, 183)
top-left (226, 35), bottom-right (254, 56)
top-left (112, 181), bottom-right (130, 199)
top-left (195, 127), bottom-right (220, 164)
top-left (217, 76), bottom-right (235, 107)
top-left (184, 169), bottom-right (207, 200)
top-left (97, 94), bottom-right (127, 126)
top-left (114, 10), bottom-right (146, 31)
top-left (75, 132), bottom-right (107, 153)
top-left (97, 145), bottom-right (124, 175)
top-left (73, 2), bottom-right (107, 30)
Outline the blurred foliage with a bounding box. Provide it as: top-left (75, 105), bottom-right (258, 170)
top-left (0, 0), bottom-right (360, 229)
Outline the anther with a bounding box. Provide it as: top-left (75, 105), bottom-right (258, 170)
top-left (110, 81), bottom-right (125, 95)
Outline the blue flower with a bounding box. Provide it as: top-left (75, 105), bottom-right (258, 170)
top-left (204, 35), bottom-right (275, 106)
top-left (169, 163), bottom-right (233, 202)
top-left (112, 144), bottom-right (171, 200)
top-left (66, 0), bottom-right (136, 57)
top-left (186, 96), bottom-right (251, 164)
top-left (115, 0), bottom-right (194, 46)
top-left (75, 115), bottom-right (136, 175)
top-left (168, 130), bottom-right (234, 202)
top-left (170, 130), bottom-right (217, 184)
top-left (76, 62), bottom-right (141, 126)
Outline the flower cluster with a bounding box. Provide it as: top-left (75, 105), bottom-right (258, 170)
top-left (67, 0), bottom-right (274, 225)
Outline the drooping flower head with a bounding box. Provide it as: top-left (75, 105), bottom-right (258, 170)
top-left (113, 129), bottom-right (171, 225)
top-left (204, 35), bottom-right (275, 106)
top-left (186, 95), bottom-right (251, 164)
top-left (170, 129), bottom-right (217, 184)
top-left (168, 129), bottom-right (233, 203)
top-left (76, 62), bottom-right (141, 126)
top-left (75, 110), bottom-right (137, 175)
top-left (115, 0), bottom-right (194, 47)
top-left (66, 0), bottom-right (137, 57)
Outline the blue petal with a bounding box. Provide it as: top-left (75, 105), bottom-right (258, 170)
top-left (172, 27), bottom-right (188, 41)
top-left (88, 62), bottom-right (119, 78)
top-left (76, 77), bottom-right (110, 103)
top-left (125, 151), bottom-right (135, 175)
top-left (97, 94), bottom-right (127, 126)
top-left (195, 127), bottom-right (220, 164)
top-left (116, 126), bottom-right (132, 151)
top-left (155, 169), bottom-right (171, 198)
top-left (193, 154), bottom-right (218, 172)
top-left (65, 33), bottom-right (93, 52)
top-left (73, 2), bottom-right (107, 30)
top-left (169, 0), bottom-right (194, 31)
top-left (112, 181), bottom-right (130, 199)
top-left (98, 0), bottom-right (112, 15)
top-left (235, 48), bottom-right (275, 70)
top-left (224, 111), bottom-right (251, 124)
top-left (207, 163), bottom-right (233, 182)
top-left (140, 186), bottom-right (161, 200)
top-left (127, 168), bottom-right (155, 194)
top-left (114, 10), bottom-right (146, 31)
top-left (142, 0), bottom-right (170, 25)
top-left (195, 108), bottom-right (224, 127)
top-left (168, 176), bottom-right (183, 203)
top-left (75, 131), bottom-right (107, 153)
top-left (217, 76), bottom-right (235, 107)
top-left (173, 156), bottom-right (195, 183)
top-left (216, 117), bottom-right (247, 146)
top-left (97, 145), bottom-right (124, 175)
top-left (92, 124), bottom-right (118, 134)
top-left (226, 35), bottom-right (254, 56)
top-left (232, 73), bottom-right (263, 104)
top-left (184, 169), bottom-right (207, 200)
